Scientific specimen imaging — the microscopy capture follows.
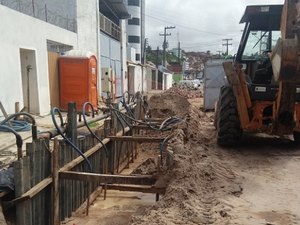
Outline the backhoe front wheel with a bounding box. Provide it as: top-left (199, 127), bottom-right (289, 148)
top-left (216, 86), bottom-right (242, 146)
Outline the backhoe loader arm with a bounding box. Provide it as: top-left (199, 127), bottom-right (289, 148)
top-left (270, 0), bottom-right (300, 134)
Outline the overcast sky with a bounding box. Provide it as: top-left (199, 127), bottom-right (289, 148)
top-left (145, 0), bottom-right (284, 54)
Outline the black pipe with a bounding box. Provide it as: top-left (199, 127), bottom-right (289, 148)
top-left (82, 102), bottom-right (109, 157)
top-left (51, 107), bottom-right (92, 172)
top-left (0, 112), bottom-right (36, 126)
top-left (0, 125), bottom-right (23, 159)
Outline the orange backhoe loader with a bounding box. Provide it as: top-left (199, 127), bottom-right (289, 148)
top-left (215, 0), bottom-right (300, 146)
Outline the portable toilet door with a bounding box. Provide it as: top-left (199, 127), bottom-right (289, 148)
top-left (59, 51), bottom-right (98, 111)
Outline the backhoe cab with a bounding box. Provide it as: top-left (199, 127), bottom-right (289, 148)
top-left (215, 1), bottom-right (300, 146)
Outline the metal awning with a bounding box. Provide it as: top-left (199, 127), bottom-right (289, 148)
top-left (100, 0), bottom-right (130, 19)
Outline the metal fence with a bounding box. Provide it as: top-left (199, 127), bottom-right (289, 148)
top-left (0, 0), bottom-right (77, 32)
top-left (100, 13), bottom-right (121, 41)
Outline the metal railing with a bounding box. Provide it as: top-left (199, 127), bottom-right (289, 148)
top-left (0, 0), bottom-right (77, 32)
top-left (100, 13), bottom-right (121, 41)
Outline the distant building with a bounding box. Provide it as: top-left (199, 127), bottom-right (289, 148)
top-left (171, 48), bottom-right (183, 59)
top-left (126, 0), bottom-right (149, 94)
top-left (126, 0), bottom-right (145, 63)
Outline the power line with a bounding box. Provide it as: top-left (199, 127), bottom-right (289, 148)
top-left (129, 6), bottom-right (227, 36)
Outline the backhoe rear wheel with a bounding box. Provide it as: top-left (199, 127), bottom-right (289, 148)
top-left (216, 86), bottom-right (242, 146)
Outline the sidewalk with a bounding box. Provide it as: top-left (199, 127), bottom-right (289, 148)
top-left (0, 113), bottom-right (65, 169)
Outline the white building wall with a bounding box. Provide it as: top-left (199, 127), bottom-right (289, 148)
top-left (76, 0), bottom-right (98, 55)
top-left (0, 5), bottom-right (77, 116)
top-left (121, 20), bottom-right (128, 93)
top-left (165, 73), bottom-right (173, 90)
top-left (134, 66), bottom-right (142, 93)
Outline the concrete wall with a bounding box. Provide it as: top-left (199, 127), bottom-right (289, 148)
top-left (0, 4), bottom-right (77, 116)
top-left (76, 0), bottom-right (98, 54)
top-left (165, 73), bottom-right (173, 90)
top-left (0, 0), bottom-right (101, 116)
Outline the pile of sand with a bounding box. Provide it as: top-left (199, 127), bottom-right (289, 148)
top-left (148, 93), bottom-right (191, 118)
top-left (131, 93), bottom-right (242, 225)
top-left (165, 86), bottom-right (202, 99)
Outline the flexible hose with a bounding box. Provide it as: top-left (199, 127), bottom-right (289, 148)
top-left (51, 107), bottom-right (92, 172)
top-left (82, 102), bottom-right (109, 157)
top-left (0, 120), bottom-right (31, 132)
top-left (0, 112), bottom-right (36, 125)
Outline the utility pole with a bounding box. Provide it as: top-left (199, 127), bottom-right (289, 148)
top-left (222, 38), bottom-right (232, 55)
top-left (156, 46), bottom-right (160, 68)
top-left (217, 51), bottom-right (222, 57)
top-left (160, 26), bottom-right (175, 67)
top-left (178, 41), bottom-right (181, 62)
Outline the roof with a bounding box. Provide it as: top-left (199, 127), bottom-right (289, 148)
top-left (240, 5), bottom-right (282, 30)
top-left (158, 65), bottom-right (173, 74)
top-left (61, 50), bottom-right (95, 58)
top-left (99, 0), bottom-right (130, 20)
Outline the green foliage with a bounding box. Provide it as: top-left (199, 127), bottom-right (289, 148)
top-left (173, 73), bottom-right (183, 83)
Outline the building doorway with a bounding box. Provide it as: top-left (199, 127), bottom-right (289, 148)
top-left (20, 49), bottom-right (39, 114)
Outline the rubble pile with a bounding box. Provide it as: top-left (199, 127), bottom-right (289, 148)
top-left (165, 86), bottom-right (202, 99)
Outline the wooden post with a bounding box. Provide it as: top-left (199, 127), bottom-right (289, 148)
top-left (14, 157), bottom-right (32, 225)
top-left (66, 102), bottom-right (78, 147)
top-left (15, 102), bottom-right (21, 120)
top-left (52, 138), bottom-right (60, 225)
top-left (134, 92), bottom-right (142, 159)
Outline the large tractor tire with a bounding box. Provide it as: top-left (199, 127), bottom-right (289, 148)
top-left (216, 86), bottom-right (242, 146)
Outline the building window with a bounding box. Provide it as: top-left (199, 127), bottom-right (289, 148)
top-left (128, 0), bottom-right (140, 6)
top-left (128, 17), bottom-right (140, 25)
top-left (128, 35), bottom-right (140, 43)
top-left (136, 54), bottom-right (141, 61)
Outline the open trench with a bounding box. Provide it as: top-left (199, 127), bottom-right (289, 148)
top-left (65, 90), bottom-right (300, 225)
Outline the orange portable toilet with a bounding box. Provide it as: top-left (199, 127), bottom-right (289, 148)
top-left (58, 51), bottom-right (98, 111)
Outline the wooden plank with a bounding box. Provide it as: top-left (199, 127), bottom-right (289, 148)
top-left (132, 125), bottom-right (163, 130)
top-left (52, 139), bottom-right (60, 225)
top-left (0, 204), bottom-right (7, 225)
top-left (107, 136), bottom-right (165, 142)
top-left (59, 171), bottom-right (157, 185)
top-left (66, 102), bottom-right (78, 147)
top-left (11, 177), bottom-right (52, 204)
top-left (14, 157), bottom-right (32, 225)
top-left (48, 52), bottom-right (60, 108)
top-left (106, 184), bottom-right (166, 194)
top-left (0, 102), bottom-right (9, 119)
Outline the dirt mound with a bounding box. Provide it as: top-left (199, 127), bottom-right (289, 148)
top-left (148, 93), bottom-right (191, 118)
top-left (131, 106), bottom-right (242, 225)
top-left (165, 86), bottom-right (202, 99)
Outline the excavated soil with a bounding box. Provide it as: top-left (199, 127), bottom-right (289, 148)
top-left (165, 86), bottom-right (203, 99)
top-left (131, 93), bottom-right (300, 225)
top-left (67, 92), bottom-right (300, 225)
top-left (148, 93), bottom-right (191, 118)
top-left (131, 95), bottom-right (242, 225)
